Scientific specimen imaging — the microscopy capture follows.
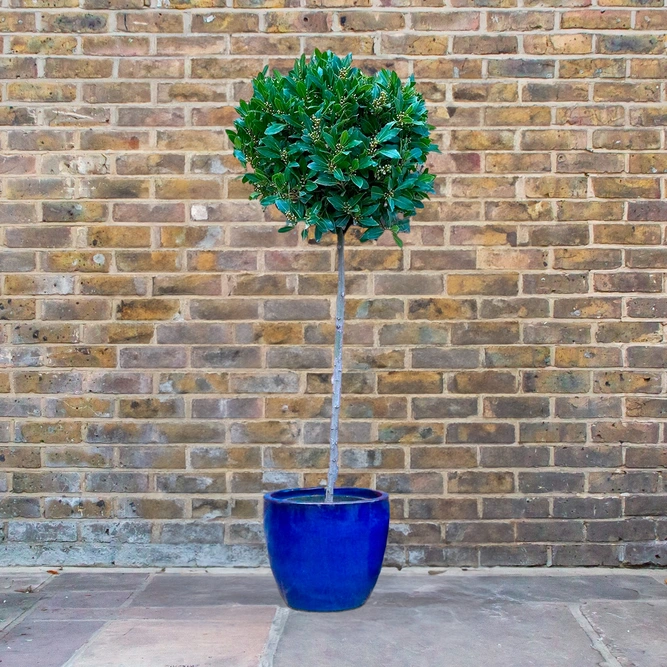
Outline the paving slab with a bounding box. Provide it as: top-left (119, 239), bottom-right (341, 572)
top-left (369, 573), bottom-right (667, 606)
top-left (130, 572), bottom-right (283, 607)
top-left (27, 606), bottom-right (121, 621)
top-left (0, 573), bottom-right (51, 630)
top-left (0, 620), bottom-right (105, 667)
top-left (0, 591), bottom-right (45, 631)
top-left (38, 589), bottom-right (134, 609)
top-left (119, 606), bottom-right (275, 621)
top-left (581, 600), bottom-right (667, 667)
top-left (45, 572), bottom-right (148, 591)
top-left (274, 602), bottom-right (604, 667)
top-left (67, 607), bottom-right (277, 667)
top-left (0, 574), bottom-right (50, 592)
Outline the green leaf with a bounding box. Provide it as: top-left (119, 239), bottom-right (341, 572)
top-left (350, 174), bottom-right (367, 189)
top-left (255, 146), bottom-right (280, 159)
top-left (322, 131), bottom-right (336, 149)
top-left (327, 195), bottom-right (346, 211)
top-left (315, 174), bottom-right (338, 186)
top-left (275, 199), bottom-right (290, 214)
top-left (360, 226), bottom-right (384, 242)
top-left (377, 148), bottom-right (401, 160)
top-left (265, 123), bottom-right (286, 135)
top-left (393, 195), bottom-right (414, 210)
top-left (376, 122), bottom-right (399, 143)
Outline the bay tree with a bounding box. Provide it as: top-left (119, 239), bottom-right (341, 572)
top-left (227, 50), bottom-right (439, 502)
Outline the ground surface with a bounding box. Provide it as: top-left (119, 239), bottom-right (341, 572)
top-left (0, 568), bottom-right (664, 667)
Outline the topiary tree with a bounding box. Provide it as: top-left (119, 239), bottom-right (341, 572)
top-left (227, 50), bottom-right (439, 503)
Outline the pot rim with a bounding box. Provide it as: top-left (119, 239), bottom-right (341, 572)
top-left (264, 486), bottom-right (388, 506)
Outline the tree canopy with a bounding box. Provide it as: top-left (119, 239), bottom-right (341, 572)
top-left (227, 50), bottom-right (439, 246)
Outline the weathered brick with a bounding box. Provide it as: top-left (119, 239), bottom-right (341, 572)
top-left (523, 370), bottom-right (590, 394)
top-left (80, 520), bottom-right (151, 544)
top-left (525, 34), bottom-right (592, 55)
top-left (625, 447), bottom-right (667, 469)
top-left (484, 397), bottom-right (549, 419)
top-left (482, 497), bottom-right (549, 520)
top-left (552, 545), bottom-right (621, 568)
top-left (554, 249), bottom-right (622, 271)
top-left (13, 472), bottom-right (81, 494)
top-left (117, 498), bottom-right (185, 520)
top-left (377, 473), bottom-right (444, 495)
top-left (451, 322), bottom-right (520, 345)
top-left (448, 471), bottom-right (514, 494)
top-left (448, 225), bottom-right (517, 249)
top-left (486, 200), bottom-right (553, 222)
top-left (593, 177), bottom-right (660, 199)
top-left (521, 130), bottom-right (586, 151)
top-left (553, 298), bottom-right (622, 319)
top-left (0, 497), bottom-right (41, 519)
top-left (447, 423), bottom-right (515, 445)
top-left (485, 347), bottom-right (551, 368)
top-left (447, 521), bottom-right (514, 544)
top-left (486, 153), bottom-right (550, 174)
top-left (520, 422), bottom-right (587, 444)
top-left (449, 371), bottom-right (516, 394)
top-left (557, 205), bottom-right (623, 227)
top-left (626, 398), bottom-right (667, 418)
top-left (553, 497), bottom-right (621, 520)
top-left (448, 274), bottom-right (518, 297)
top-left (592, 421), bottom-right (659, 444)
top-left (409, 499), bottom-right (478, 521)
top-left (523, 274), bottom-right (588, 295)
top-left (589, 471), bottom-right (659, 494)
top-left (411, 446), bottom-right (476, 469)
top-left (518, 520), bottom-right (585, 543)
top-left (518, 472), bottom-right (585, 494)
top-left (377, 371), bottom-right (442, 395)
top-left (562, 10), bottom-right (631, 30)
top-left (555, 445), bottom-right (623, 468)
top-left (625, 496), bottom-right (667, 518)
top-left (480, 545), bottom-right (548, 567)
top-left (481, 446), bottom-right (550, 468)
top-left (408, 299), bottom-right (476, 321)
top-left (595, 371), bottom-right (661, 395)
top-left (488, 59), bottom-right (555, 79)
top-left (8, 520), bottom-right (77, 542)
top-left (560, 58), bottom-right (625, 79)
top-left (451, 130), bottom-right (514, 151)
top-left (555, 396), bottom-right (621, 420)
top-left (555, 346), bottom-right (622, 368)
top-left (597, 274), bottom-right (661, 294)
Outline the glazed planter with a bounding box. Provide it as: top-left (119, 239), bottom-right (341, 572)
top-left (264, 487), bottom-right (390, 612)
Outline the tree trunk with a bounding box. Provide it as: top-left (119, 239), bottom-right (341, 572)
top-left (325, 227), bottom-right (346, 503)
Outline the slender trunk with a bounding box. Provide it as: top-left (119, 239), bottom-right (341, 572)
top-left (325, 227), bottom-right (346, 503)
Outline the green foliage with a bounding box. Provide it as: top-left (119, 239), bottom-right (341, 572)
top-left (227, 51), bottom-right (439, 245)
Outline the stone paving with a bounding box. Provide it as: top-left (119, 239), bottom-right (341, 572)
top-left (0, 568), bottom-right (664, 666)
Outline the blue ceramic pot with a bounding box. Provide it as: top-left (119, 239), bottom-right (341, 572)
top-left (263, 487), bottom-right (390, 612)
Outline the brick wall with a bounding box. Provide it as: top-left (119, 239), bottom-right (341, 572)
top-left (0, 1), bottom-right (666, 568)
